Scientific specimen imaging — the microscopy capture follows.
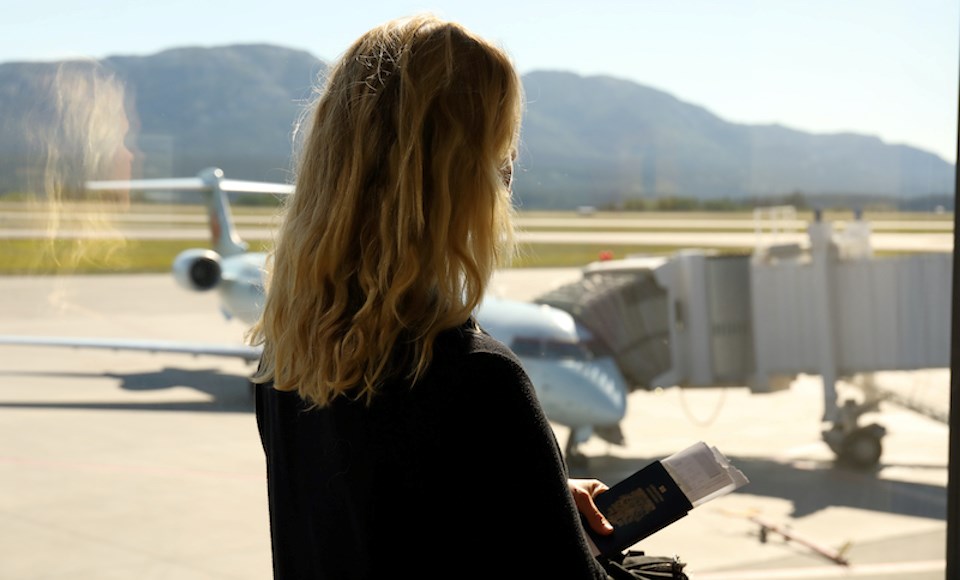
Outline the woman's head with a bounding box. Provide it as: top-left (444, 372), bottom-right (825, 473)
top-left (250, 15), bottom-right (523, 406)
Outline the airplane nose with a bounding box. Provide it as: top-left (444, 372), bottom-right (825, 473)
top-left (537, 357), bottom-right (627, 426)
top-left (581, 359), bottom-right (628, 424)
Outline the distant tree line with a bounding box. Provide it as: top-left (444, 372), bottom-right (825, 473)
top-left (605, 191), bottom-right (954, 213)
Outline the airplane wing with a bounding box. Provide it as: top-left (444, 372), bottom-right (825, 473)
top-left (0, 335), bottom-right (262, 362)
top-left (86, 174), bottom-right (295, 195)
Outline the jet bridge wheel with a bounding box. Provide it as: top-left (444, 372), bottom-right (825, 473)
top-left (823, 397), bottom-right (886, 469)
top-left (835, 425), bottom-right (884, 469)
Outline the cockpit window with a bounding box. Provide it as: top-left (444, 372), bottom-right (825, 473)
top-left (509, 337), bottom-right (543, 357)
top-left (542, 340), bottom-right (590, 360)
top-left (510, 336), bottom-right (594, 360)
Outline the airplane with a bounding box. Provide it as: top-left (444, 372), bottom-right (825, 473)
top-left (0, 167), bottom-right (628, 465)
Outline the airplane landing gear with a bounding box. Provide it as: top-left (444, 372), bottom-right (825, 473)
top-left (565, 427), bottom-right (591, 471)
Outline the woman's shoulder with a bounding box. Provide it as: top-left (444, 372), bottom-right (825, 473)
top-left (424, 324), bottom-right (534, 406)
top-left (435, 321), bottom-right (522, 369)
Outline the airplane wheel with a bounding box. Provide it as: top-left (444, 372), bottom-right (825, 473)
top-left (566, 451), bottom-right (589, 471)
top-left (837, 426), bottom-right (883, 469)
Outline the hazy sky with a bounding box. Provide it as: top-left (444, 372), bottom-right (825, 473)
top-left (5, 0), bottom-right (958, 163)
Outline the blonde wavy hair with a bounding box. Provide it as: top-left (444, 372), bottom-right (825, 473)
top-left (248, 15), bottom-right (523, 407)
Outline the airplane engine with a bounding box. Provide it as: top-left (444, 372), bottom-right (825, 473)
top-left (173, 248), bottom-right (222, 291)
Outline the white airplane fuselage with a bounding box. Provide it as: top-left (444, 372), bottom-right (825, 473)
top-left (476, 297), bottom-right (627, 430)
top-left (195, 250), bottom-right (630, 434)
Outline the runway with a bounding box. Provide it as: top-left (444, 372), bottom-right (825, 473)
top-left (0, 227), bottom-right (952, 253)
top-left (4, 209), bottom-right (955, 231)
top-left (1, 206), bottom-right (954, 253)
top-left (0, 272), bottom-right (949, 579)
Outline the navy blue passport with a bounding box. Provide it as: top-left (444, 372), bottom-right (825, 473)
top-left (582, 460), bottom-right (693, 556)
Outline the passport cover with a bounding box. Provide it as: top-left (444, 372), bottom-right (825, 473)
top-left (582, 460), bottom-right (693, 556)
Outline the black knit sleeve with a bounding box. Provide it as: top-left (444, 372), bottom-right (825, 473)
top-left (419, 341), bottom-right (608, 579)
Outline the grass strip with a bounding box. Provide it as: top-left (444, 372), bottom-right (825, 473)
top-left (0, 238), bottom-right (935, 275)
top-left (0, 239), bottom-right (271, 275)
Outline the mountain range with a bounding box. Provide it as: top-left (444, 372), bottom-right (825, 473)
top-left (0, 44), bottom-right (953, 209)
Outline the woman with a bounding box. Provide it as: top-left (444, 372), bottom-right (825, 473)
top-left (249, 15), bottom-right (612, 578)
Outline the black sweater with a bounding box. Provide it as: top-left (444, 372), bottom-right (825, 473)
top-left (256, 324), bottom-right (608, 579)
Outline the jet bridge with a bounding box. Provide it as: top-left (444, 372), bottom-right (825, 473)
top-left (535, 210), bottom-right (951, 467)
top-left (536, 258), bottom-right (673, 389)
top-left (537, 251), bottom-right (757, 393)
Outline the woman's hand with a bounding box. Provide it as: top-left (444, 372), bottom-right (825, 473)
top-left (568, 478), bottom-right (614, 535)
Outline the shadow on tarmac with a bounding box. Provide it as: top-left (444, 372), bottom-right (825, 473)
top-left (572, 453), bottom-right (947, 521)
top-left (0, 367), bottom-right (254, 413)
top-left (2, 368), bottom-right (948, 524)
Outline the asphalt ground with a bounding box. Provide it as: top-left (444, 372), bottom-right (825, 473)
top-left (0, 271), bottom-right (949, 579)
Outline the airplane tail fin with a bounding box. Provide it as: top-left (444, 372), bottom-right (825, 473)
top-left (87, 167), bottom-right (294, 258)
top-left (199, 168), bottom-right (248, 257)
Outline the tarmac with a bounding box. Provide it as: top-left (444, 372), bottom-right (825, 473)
top-left (0, 270), bottom-right (950, 579)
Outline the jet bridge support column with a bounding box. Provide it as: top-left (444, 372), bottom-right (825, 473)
top-left (808, 217), bottom-right (840, 424)
top-left (809, 214), bottom-right (886, 467)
